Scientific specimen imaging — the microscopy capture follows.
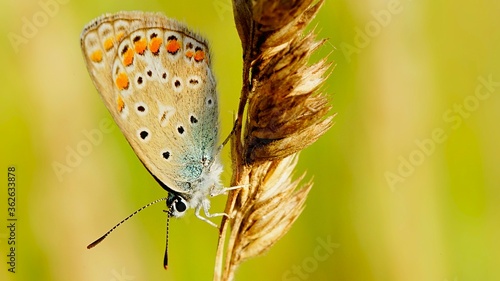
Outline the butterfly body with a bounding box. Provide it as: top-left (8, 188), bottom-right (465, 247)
top-left (81, 11), bottom-right (223, 221)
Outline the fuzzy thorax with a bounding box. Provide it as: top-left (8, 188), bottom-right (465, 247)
top-left (171, 157), bottom-right (224, 218)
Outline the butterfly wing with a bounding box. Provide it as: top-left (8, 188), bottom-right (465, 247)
top-left (81, 11), bottom-right (219, 194)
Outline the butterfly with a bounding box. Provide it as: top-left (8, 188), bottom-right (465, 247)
top-left (80, 11), bottom-right (231, 269)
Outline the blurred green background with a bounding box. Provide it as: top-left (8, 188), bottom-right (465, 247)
top-left (1, 0), bottom-right (500, 280)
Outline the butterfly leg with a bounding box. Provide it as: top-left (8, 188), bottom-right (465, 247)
top-left (210, 184), bottom-right (248, 197)
top-left (216, 118), bottom-right (238, 154)
top-left (194, 199), bottom-right (229, 228)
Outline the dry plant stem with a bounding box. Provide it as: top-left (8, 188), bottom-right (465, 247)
top-left (213, 70), bottom-right (251, 280)
top-left (214, 1), bottom-right (332, 280)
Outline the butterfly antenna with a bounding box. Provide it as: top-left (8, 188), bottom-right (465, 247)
top-left (87, 197), bottom-right (168, 249)
top-left (163, 212), bottom-right (171, 270)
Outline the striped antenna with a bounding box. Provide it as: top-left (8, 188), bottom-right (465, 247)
top-left (163, 212), bottom-right (171, 270)
top-left (87, 197), bottom-right (168, 249)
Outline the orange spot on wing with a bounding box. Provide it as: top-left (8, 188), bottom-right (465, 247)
top-left (194, 50), bottom-right (205, 62)
top-left (90, 50), bottom-right (102, 62)
top-left (134, 38), bottom-right (147, 55)
top-left (115, 73), bottom-right (129, 90)
top-left (117, 95), bottom-right (125, 112)
top-left (115, 32), bottom-right (124, 42)
top-left (122, 48), bottom-right (134, 66)
top-left (185, 50), bottom-right (194, 59)
top-left (166, 39), bottom-right (180, 54)
top-left (149, 37), bottom-right (163, 54)
top-left (103, 38), bottom-right (114, 51)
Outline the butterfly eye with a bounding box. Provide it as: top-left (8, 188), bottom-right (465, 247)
top-left (170, 196), bottom-right (187, 217)
top-left (175, 199), bottom-right (187, 213)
